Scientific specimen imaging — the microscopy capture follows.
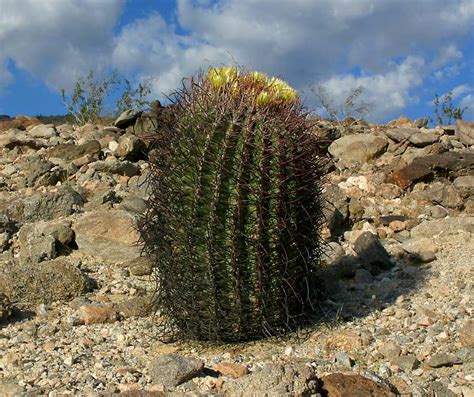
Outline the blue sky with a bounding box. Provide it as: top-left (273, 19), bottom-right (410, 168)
top-left (0, 0), bottom-right (473, 122)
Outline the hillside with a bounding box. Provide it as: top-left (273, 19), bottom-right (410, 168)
top-left (0, 111), bottom-right (473, 396)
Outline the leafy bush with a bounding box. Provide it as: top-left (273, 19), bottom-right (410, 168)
top-left (139, 67), bottom-right (325, 342)
top-left (60, 70), bottom-right (151, 125)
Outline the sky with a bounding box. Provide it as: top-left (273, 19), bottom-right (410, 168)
top-left (0, 0), bottom-right (473, 123)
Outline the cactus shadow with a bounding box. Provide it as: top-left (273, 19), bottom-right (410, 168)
top-left (311, 242), bottom-right (430, 325)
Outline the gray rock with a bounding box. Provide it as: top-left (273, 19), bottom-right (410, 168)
top-left (0, 258), bottom-right (90, 307)
top-left (378, 341), bottom-right (401, 359)
top-left (0, 381), bottom-right (23, 397)
top-left (414, 118), bottom-right (429, 128)
top-left (328, 134), bottom-right (388, 164)
top-left (46, 140), bottom-right (101, 162)
top-left (126, 256), bottom-right (154, 276)
top-left (411, 217), bottom-right (474, 238)
top-left (408, 131), bottom-right (440, 147)
top-left (353, 232), bottom-right (392, 275)
top-left (323, 185), bottom-right (349, 232)
top-left (1, 187), bottom-right (83, 223)
top-left (454, 175), bottom-right (474, 192)
top-left (115, 133), bottom-right (147, 161)
top-left (427, 205), bottom-right (448, 219)
top-left (117, 195), bottom-right (147, 216)
top-left (27, 124), bottom-right (57, 139)
top-left (222, 363), bottom-right (319, 396)
top-left (18, 220), bottom-right (74, 264)
top-left (429, 381), bottom-right (457, 397)
top-left (73, 210), bottom-right (141, 263)
top-left (426, 353), bottom-right (462, 368)
top-left (114, 109), bottom-right (141, 129)
top-left (455, 119), bottom-right (474, 146)
top-left (385, 127), bottom-right (418, 142)
top-left (354, 268), bottom-right (374, 284)
top-left (391, 355), bottom-right (420, 372)
top-left (91, 159), bottom-right (140, 177)
top-left (401, 238), bottom-right (437, 263)
top-left (0, 129), bottom-right (43, 150)
top-left (421, 182), bottom-right (463, 209)
top-left (148, 354), bottom-right (203, 388)
top-left (335, 352), bottom-right (354, 368)
top-left (128, 174), bottom-right (151, 205)
top-left (0, 292), bottom-right (12, 321)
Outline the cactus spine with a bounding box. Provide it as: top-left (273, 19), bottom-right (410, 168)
top-left (140, 67), bottom-right (324, 342)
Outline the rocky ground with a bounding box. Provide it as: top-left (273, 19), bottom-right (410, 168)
top-left (0, 110), bottom-right (473, 396)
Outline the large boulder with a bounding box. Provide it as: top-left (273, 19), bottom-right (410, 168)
top-left (18, 220), bottom-right (74, 264)
top-left (73, 210), bottom-right (141, 263)
top-left (0, 258), bottom-right (90, 307)
top-left (411, 217), bottom-right (474, 238)
top-left (1, 187), bottom-right (83, 223)
top-left (328, 134), bottom-right (388, 164)
top-left (455, 120), bottom-right (474, 146)
top-left (46, 140), bottom-right (101, 162)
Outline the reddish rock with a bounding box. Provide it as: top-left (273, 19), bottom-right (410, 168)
top-left (320, 373), bottom-right (396, 397)
top-left (214, 362), bottom-right (249, 378)
top-left (79, 304), bottom-right (119, 325)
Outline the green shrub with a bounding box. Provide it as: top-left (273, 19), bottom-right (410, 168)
top-left (60, 70), bottom-right (151, 125)
top-left (139, 67), bottom-right (325, 342)
top-left (431, 91), bottom-right (467, 125)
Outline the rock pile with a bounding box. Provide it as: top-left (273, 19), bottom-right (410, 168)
top-left (0, 112), bottom-right (473, 396)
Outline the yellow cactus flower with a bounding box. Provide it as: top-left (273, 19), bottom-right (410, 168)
top-left (256, 91), bottom-right (271, 107)
top-left (246, 71), bottom-right (269, 85)
top-left (267, 77), bottom-right (297, 103)
top-left (207, 66), bottom-right (239, 90)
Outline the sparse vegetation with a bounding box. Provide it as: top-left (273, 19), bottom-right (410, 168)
top-left (60, 70), bottom-right (152, 125)
top-left (313, 83), bottom-right (372, 122)
top-left (431, 91), bottom-right (467, 125)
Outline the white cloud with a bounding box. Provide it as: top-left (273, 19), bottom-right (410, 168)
top-left (0, 0), bottom-right (124, 91)
top-left (460, 94), bottom-right (474, 120)
top-left (0, 0), bottom-right (473, 120)
top-left (317, 57), bottom-right (425, 121)
top-left (450, 84), bottom-right (473, 99)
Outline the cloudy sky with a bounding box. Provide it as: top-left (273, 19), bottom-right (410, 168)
top-left (0, 0), bottom-right (473, 122)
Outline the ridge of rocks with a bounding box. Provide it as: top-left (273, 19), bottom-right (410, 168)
top-left (0, 112), bottom-right (473, 396)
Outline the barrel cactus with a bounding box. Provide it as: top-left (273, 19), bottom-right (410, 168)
top-left (140, 66), bottom-right (325, 342)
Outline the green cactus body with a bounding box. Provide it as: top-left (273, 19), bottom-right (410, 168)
top-left (141, 67), bottom-right (324, 342)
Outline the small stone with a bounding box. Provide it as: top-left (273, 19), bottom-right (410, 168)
top-left (408, 131), bottom-right (440, 147)
top-left (353, 232), bottom-right (392, 275)
top-left (63, 356), bottom-right (74, 366)
top-left (354, 268), bottom-right (374, 284)
top-left (460, 320), bottom-right (474, 347)
top-left (379, 341), bottom-right (401, 359)
top-left (391, 355), bottom-right (420, 372)
top-left (426, 353), bottom-right (462, 368)
top-left (428, 205), bottom-right (448, 219)
top-left (389, 220), bottom-right (406, 232)
top-left (334, 352), bottom-right (354, 368)
top-left (214, 362), bottom-right (249, 378)
top-left (148, 354), bottom-right (204, 388)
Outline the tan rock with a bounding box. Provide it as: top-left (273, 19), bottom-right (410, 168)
top-left (460, 320), bottom-right (474, 347)
top-left (78, 304), bottom-right (119, 325)
top-left (325, 330), bottom-right (363, 354)
top-left (214, 362), bottom-right (249, 378)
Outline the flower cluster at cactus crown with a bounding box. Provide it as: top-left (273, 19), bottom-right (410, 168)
top-left (207, 66), bottom-right (297, 106)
